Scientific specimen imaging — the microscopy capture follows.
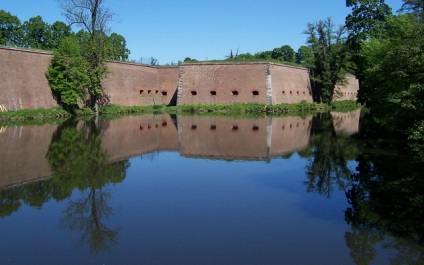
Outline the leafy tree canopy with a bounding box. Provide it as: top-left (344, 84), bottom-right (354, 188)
top-left (0, 9), bottom-right (21, 46)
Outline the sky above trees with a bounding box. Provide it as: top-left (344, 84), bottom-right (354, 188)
top-left (2, 0), bottom-right (403, 64)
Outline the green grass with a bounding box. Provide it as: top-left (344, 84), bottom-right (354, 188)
top-left (0, 101), bottom-right (361, 124)
top-left (171, 102), bottom-right (329, 115)
top-left (0, 108), bottom-right (70, 121)
top-left (186, 58), bottom-right (304, 68)
top-left (330, 100), bottom-right (362, 112)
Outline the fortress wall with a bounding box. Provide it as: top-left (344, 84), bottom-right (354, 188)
top-left (103, 62), bottom-right (162, 106)
top-left (101, 114), bottom-right (179, 161)
top-left (178, 116), bottom-right (270, 160)
top-left (103, 62), bottom-right (180, 106)
top-left (269, 116), bottom-right (312, 157)
top-left (269, 64), bottom-right (313, 104)
top-left (0, 47), bottom-right (359, 109)
top-left (0, 47), bottom-right (58, 110)
top-left (157, 67), bottom-right (180, 105)
top-left (177, 63), bottom-right (269, 105)
top-left (334, 74), bottom-right (359, 101)
top-left (331, 109), bottom-right (361, 135)
top-left (0, 124), bottom-right (57, 189)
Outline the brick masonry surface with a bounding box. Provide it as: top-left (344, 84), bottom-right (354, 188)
top-left (0, 47), bottom-right (359, 110)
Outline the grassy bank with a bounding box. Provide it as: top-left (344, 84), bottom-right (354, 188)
top-left (0, 101), bottom-right (361, 123)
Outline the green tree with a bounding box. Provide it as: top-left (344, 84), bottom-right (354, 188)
top-left (359, 14), bottom-right (424, 137)
top-left (49, 21), bottom-right (72, 49)
top-left (345, 0), bottom-right (392, 104)
top-left (254, 50), bottom-right (272, 60)
top-left (271, 45), bottom-right (295, 62)
top-left (295, 45), bottom-right (313, 66)
top-left (46, 35), bottom-right (90, 109)
top-left (59, 0), bottom-right (115, 113)
top-left (400, 0), bottom-right (424, 21)
top-left (235, 52), bottom-right (254, 61)
top-left (20, 16), bottom-right (51, 49)
top-left (0, 10), bottom-right (21, 46)
top-left (304, 18), bottom-right (353, 103)
top-left (104, 32), bottom-right (130, 61)
top-left (345, 0), bottom-right (392, 51)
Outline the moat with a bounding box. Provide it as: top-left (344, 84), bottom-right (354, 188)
top-left (1, 112), bottom-right (423, 265)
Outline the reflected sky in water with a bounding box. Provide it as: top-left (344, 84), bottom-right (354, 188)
top-left (1, 111), bottom-right (423, 265)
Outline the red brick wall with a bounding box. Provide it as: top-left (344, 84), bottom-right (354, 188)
top-left (333, 74), bottom-right (359, 101)
top-left (0, 47), bottom-right (58, 110)
top-left (177, 63), bottom-right (269, 105)
top-left (103, 62), bottom-right (179, 106)
top-left (0, 47), bottom-right (359, 109)
top-left (270, 64), bottom-right (313, 104)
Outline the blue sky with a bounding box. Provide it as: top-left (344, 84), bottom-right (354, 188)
top-left (2, 0), bottom-right (404, 64)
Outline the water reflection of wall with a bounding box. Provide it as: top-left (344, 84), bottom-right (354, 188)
top-left (331, 109), bottom-right (361, 136)
top-left (0, 124), bottom-right (58, 189)
top-left (178, 116), bottom-right (270, 160)
top-left (0, 110), bottom-right (359, 189)
top-left (100, 115), bottom-right (179, 162)
top-left (269, 116), bottom-right (312, 157)
top-left (178, 116), bottom-right (313, 160)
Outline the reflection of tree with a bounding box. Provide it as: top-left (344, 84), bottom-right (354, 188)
top-left (345, 228), bottom-right (383, 265)
top-left (303, 112), bottom-right (424, 264)
top-left (345, 148), bottom-right (424, 247)
top-left (61, 188), bottom-right (119, 254)
top-left (0, 188), bottom-right (22, 217)
top-left (47, 119), bottom-right (129, 254)
top-left (304, 113), bottom-right (358, 197)
top-left (0, 179), bottom-right (63, 218)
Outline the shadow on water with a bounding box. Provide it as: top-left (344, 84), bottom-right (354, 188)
top-left (0, 110), bottom-right (423, 263)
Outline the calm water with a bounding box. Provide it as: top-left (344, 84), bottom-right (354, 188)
top-left (0, 111), bottom-right (423, 265)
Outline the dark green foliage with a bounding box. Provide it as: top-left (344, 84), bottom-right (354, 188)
top-left (20, 16), bottom-right (51, 49)
top-left (46, 35), bottom-right (90, 109)
top-left (400, 0), bottom-right (424, 21)
top-left (0, 9), bottom-right (21, 46)
top-left (360, 15), bottom-right (424, 136)
top-left (345, 0), bottom-right (392, 51)
top-left (104, 32), bottom-right (130, 61)
top-left (49, 21), bottom-right (71, 49)
top-left (184, 57), bottom-right (198, 62)
top-left (304, 18), bottom-right (354, 103)
top-left (296, 45), bottom-right (313, 66)
top-left (271, 45), bottom-right (295, 62)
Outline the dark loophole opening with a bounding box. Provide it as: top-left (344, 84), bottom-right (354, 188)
top-left (191, 91), bottom-right (197, 96)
